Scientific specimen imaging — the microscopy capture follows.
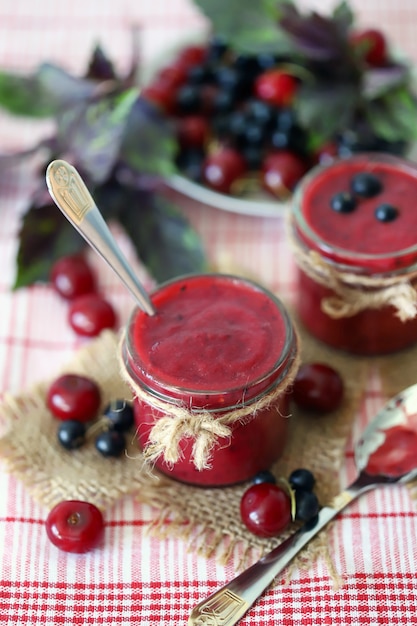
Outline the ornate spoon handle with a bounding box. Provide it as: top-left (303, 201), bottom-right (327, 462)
top-left (46, 159), bottom-right (155, 316)
top-left (188, 477), bottom-right (376, 625)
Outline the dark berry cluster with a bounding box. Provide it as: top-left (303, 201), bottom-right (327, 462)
top-left (46, 373), bottom-right (134, 457)
top-left (142, 28), bottom-right (407, 199)
top-left (143, 38), bottom-right (311, 198)
top-left (50, 254), bottom-right (117, 337)
top-left (330, 172), bottom-right (398, 222)
top-left (240, 467), bottom-right (320, 538)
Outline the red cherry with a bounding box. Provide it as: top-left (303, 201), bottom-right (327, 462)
top-left (254, 70), bottom-right (298, 107)
top-left (141, 79), bottom-right (178, 113)
top-left (46, 500), bottom-right (104, 553)
top-left (350, 29), bottom-right (388, 67)
top-left (157, 63), bottom-right (188, 89)
top-left (240, 482), bottom-right (292, 538)
top-left (50, 254), bottom-right (96, 300)
top-left (177, 115), bottom-right (209, 148)
top-left (175, 45), bottom-right (207, 69)
top-left (46, 373), bottom-right (101, 422)
top-left (292, 363), bottom-right (344, 413)
top-left (68, 293), bottom-right (116, 337)
top-left (261, 151), bottom-right (307, 198)
top-left (202, 146), bottom-right (247, 194)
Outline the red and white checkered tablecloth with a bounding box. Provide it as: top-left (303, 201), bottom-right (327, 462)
top-left (2, 1), bottom-right (417, 624)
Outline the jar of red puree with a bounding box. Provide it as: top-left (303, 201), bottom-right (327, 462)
top-left (289, 153), bottom-right (417, 356)
top-left (120, 273), bottom-right (299, 487)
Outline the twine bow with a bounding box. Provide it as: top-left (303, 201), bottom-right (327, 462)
top-left (289, 220), bottom-right (417, 322)
top-left (143, 410), bottom-right (233, 471)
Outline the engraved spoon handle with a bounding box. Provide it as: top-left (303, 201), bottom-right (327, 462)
top-left (188, 477), bottom-right (376, 625)
top-left (45, 159), bottom-right (155, 316)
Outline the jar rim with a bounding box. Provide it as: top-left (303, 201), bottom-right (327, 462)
top-left (292, 152), bottom-right (417, 273)
top-left (123, 273), bottom-right (296, 404)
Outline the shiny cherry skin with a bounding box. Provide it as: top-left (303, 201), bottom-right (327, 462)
top-left (292, 363), bottom-right (344, 413)
top-left (261, 150), bottom-right (307, 198)
top-left (68, 293), bottom-right (116, 337)
top-left (349, 29), bottom-right (388, 67)
top-left (141, 79), bottom-right (178, 114)
top-left (240, 482), bottom-right (291, 538)
top-left (47, 373), bottom-right (101, 422)
top-left (177, 115), bottom-right (209, 148)
top-left (202, 146), bottom-right (247, 194)
top-left (46, 500), bottom-right (104, 553)
top-left (50, 254), bottom-right (96, 300)
top-left (254, 70), bottom-right (297, 107)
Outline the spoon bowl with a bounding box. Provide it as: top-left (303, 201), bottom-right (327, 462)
top-left (189, 383), bottom-right (417, 626)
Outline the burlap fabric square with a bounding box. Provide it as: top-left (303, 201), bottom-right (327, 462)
top-left (0, 320), bottom-right (383, 579)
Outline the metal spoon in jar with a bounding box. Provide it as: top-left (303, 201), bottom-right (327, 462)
top-left (188, 383), bottom-right (417, 626)
top-left (45, 159), bottom-right (155, 316)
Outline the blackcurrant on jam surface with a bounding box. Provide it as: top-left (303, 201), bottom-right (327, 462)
top-left (291, 154), bottom-right (417, 355)
top-left (299, 156), bottom-right (417, 271)
top-left (122, 274), bottom-right (298, 486)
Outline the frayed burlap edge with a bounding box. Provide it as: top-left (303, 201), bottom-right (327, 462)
top-left (0, 326), bottom-right (369, 580)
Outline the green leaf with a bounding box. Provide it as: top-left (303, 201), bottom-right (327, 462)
top-left (294, 81), bottom-right (359, 142)
top-left (365, 87), bottom-right (417, 142)
top-left (119, 97), bottom-right (177, 178)
top-left (56, 88), bottom-right (139, 184)
top-left (118, 190), bottom-right (208, 283)
top-left (14, 203), bottom-right (85, 289)
top-left (193, 0), bottom-right (294, 54)
top-left (332, 0), bottom-right (354, 29)
top-left (0, 63), bottom-right (97, 118)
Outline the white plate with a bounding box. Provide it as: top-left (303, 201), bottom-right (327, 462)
top-left (166, 174), bottom-right (288, 218)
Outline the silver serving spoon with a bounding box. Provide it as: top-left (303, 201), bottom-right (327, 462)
top-left (189, 383), bottom-right (417, 626)
top-left (45, 159), bottom-right (155, 316)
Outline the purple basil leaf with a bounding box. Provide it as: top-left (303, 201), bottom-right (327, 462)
top-left (362, 63), bottom-right (410, 99)
top-left (85, 44), bottom-right (117, 81)
top-left (279, 5), bottom-right (350, 61)
top-left (117, 189), bottom-right (207, 283)
top-left (14, 202), bottom-right (86, 289)
top-left (55, 88), bottom-right (139, 184)
top-left (119, 97), bottom-right (177, 177)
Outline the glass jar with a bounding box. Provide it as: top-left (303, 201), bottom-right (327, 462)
top-left (120, 273), bottom-right (299, 487)
top-left (290, 153), bottom-right (417, 355)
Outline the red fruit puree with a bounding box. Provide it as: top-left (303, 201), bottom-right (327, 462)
top-left (365, 425), bottom-right (417, 477)
top-left (121, 274), bottom-right (298, 486)
top-left (291, 153), bottom-right (417, 355)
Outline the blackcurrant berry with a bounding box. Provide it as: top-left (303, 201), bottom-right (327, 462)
top-left (351, 172), bottom-right (382, 197)
top-left (375, 203), bottom-right (399, 222)
top-left (57, 420), bottom-right (87, 450)
top-left (252, 469), bottom-right (277, 485)
top-left (103, 400), bottom-right (134, 432)
top-left (330, 191), bottom-right (357, 213)
top-left (95, 430), bottom-right (126, 457)
top-left (295, 490), bottom-right (320, 522)
top-left (289, 468), bottom-right (315, 492)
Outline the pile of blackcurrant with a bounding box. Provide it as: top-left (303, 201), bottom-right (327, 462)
top-left (46, 373), bottom-right (133, 457)
top-left (240, 467), bottom-right (320, 538)
top-left (50, 253), bottom-right (117, 337)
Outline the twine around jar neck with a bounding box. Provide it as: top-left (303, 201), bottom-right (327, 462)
top-left (287, 217), bottom-right (417, 322)
top-left (118, 331), bottom-right (300, 471)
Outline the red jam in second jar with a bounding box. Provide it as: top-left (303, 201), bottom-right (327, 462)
top-left (290, 153), bottom-right (417, 355)
top-left (121, 273), bottom-right (298, 486)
